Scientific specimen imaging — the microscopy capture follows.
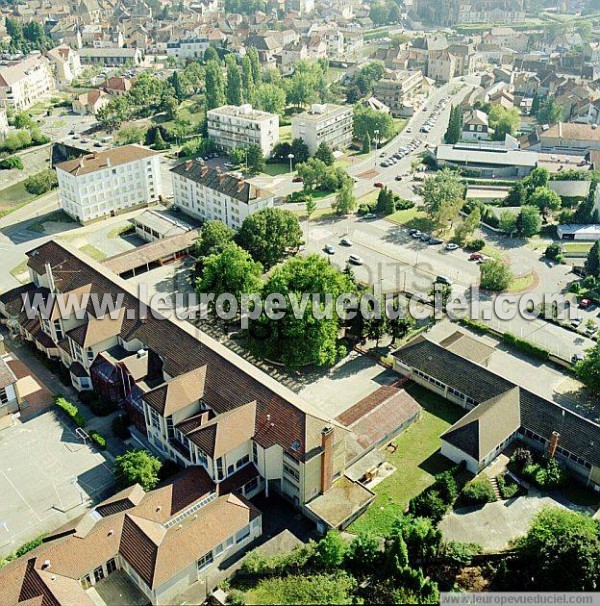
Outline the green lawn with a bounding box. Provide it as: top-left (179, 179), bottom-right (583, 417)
top-left (78, 244), bottom-right (107, 261)
top-left (508, 272), bottom-right (535, 293)
top-left (563, 242), bottom-right (593, 255)
top-left (0, 181), bottom-right (37, 217)
top-left (9, 260), bottom-right (29, 282)
top-left (348, 383), bottom-right (464, 536)
top-left (261, 162), bottom-right (291, 177)
top-left (279, 124), bottom-right (292, 143)
top-left (386, 207), bottom-right (433, 232)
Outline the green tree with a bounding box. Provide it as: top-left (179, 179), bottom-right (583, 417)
top-left (489, 105), bottom-right (520, 140)
top-left (363, 134), bottom-right (371, 153)
top-left (576, 20), bottom-right (593, 39)
top-left (114, 449), bottom-right (162, 491)
top-left (204, 46), bottom-right (220, 63)
top-left (286, 69), bottom-right (318, 109)
top-left (226, 54), bottom-right (243, 106)
top-left (290, 138), bottom-right (310, 164)
top-left (530, 91), bottom-right (540, 116)
top-left (255, 83), bottom-right (286, 115)
top-left (205, 60), bottom-right (226, 110)
top-left (117, 125), bottom-right (146, 145)
top-left (444, 105), bottom-right (462, 144)
top-left (537, 98), bottom-right (563, 125)
top-left (247, 255), bottom-right (355, 366)
top-left (196, 243), bottom-right (263, 307)
top-left (421, 168), bottom-right (465, 230)
top-left (584, 240), bottom-right (600, 277)
top-left (332, 180), bottom-right (357, 215)
top-left (241, 55), bottom-right (255, 104)
top-left (479, 259), bottom-right (513, 291)
top-left (24, 169), bottom-right (58, 195)
top-left (314, 141), bottom-right (335, 166)
top-left (245, 144), bottom-right (265, 174)
top-left (247, 46), bottom-right (260, 84)
top-left (236, 207), bottom-right (303, 268)
top-left (344, 533), bottom-right (381, 578)
top-left (353, 104), bottom-right (397, 142)
top-left (528, 186), bottom-right (561, 220)
top-left (505, 180), bottom-right (528, 206)
top-left (517, 205), bottom-right (542, 236)
top-left (526, 167), bottom-right (550, 189)
top-left (314, 531), bottom-right (347, 570)
top-left (453, 207), bottom-right (480, 245)
top-left (515, 507), bottom-right (600, 591)
top-left (196, 220), bottom-right (235, 257)
top-left (499, 210), bottom-right (518, 234)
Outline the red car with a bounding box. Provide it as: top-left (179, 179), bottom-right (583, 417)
top-left (579, 298), bottom-right (592, 309)
top-left (469, 252), bottom-right (484, 261)
top-left (292, 176), bottom-right (303, 183)
top-left (374, 182), bottom-right (384, 188)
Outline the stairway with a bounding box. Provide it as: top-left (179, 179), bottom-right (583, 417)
top-left (489, 476), bottom-right (502, 500)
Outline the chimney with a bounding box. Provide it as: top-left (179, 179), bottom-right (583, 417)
top-left (548, 431), bottom-right (560, 458)
top-left (320, 426), bottom-right (334, 494)
top-left (0, 335), bottom-right (5, 356)
top-left (106, 156), bottom-right (111, 167)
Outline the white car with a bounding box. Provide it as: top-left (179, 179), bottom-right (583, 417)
top-left (340, 237), bottom-right (353, 246)
top-left (445, 243), bottom-right (459, 251)
top-left (324, 244), bottom-right (336, 255)
top-left (348, 254), bottom-right (364, 265)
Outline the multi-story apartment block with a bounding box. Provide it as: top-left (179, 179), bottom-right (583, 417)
top-left (374, 70), bottom-right (426, 117)
top-left (171, 161), bottom-right (274, 230)
top-left (56, 145), bottom-right (162, 224)
top-left (166, 36), bottom-right (210, 59)
top-left (46, 44), bottom-right (82, 86)
top-left (207, 104), bottom-right (280, 157)
top-left (0, 53), bottom-right (55, 111)
top-left (291, 103), bottom-right (354, 154)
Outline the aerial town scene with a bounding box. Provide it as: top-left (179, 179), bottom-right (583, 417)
top-left (0, 0), bottom-right (597, 604)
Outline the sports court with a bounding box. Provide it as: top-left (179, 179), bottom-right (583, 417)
top-left (0, 409), bottom-right (114, 556)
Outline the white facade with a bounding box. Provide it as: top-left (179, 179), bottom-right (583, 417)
top-left (46, 45), bottom-right (82, 86)
top-left (291, 103), bottom-right (354, 154)
top-left (0, 108), bottom-right (8, 140)
top-left (207, 104), bottom-right (280, 157)
top-left (166, 37), bottom-right (210, 59)
top-left (56, 147), bottom-right (162, 223)
top-left (171, 163), bottom-right (274, 230)
top-left (0, 53), bottom-right (55, 111)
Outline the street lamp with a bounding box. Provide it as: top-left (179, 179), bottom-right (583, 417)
top-left (374, 129), bottom-right (379, 166)
top-left (288, 153), bottom-right (294, 172)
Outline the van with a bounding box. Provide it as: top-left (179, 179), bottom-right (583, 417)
top-left (435, 275), bottom-right (453, 286)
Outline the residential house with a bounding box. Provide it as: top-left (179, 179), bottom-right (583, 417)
top-left (102, 76), bottom-right (134, 96)
top-left (171, 161), bottom-right (274, 230)
top-left (481, 27), bottom-right (528, 52)
top-left (427, 50), bottom-right (456, 84)
top-left (72, 89), bottom-right (111, 115)
top-left (56, 145), bottom-right (163, 223)
top-left (46, 44), bottom-right (82, 86)
top-left (462, 109), bottom-right (492, 141)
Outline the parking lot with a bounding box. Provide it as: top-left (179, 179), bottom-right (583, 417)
top-left (0, 411), bottom-right (114, 556)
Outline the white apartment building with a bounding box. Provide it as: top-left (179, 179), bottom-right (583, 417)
top-left (0, 53), bottom-right (55, 111)
top-left (171, 160), bottom-right (274, 230)
top-left (46, 44), bottom-right (82, 86)
top-left (207, 104), bottom-right (280, 157)
top-left (166, 36), bottom-right (210, 59)
top-left (291, 103), bottom-right (354, 154)
top-left (56, 145), bottom-right (162, 224)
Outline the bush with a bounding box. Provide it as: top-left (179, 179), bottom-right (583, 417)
top-left (226, 589), bottom-right (246, 605)
top-left (14, 535), bottom-right (46, 558)
top-left (461, 476), bottom-right (496, 505)
top-left (112, 414), bottom-right (131, 439)
top-left (408, 489), bottom-right (449, 522)
top-left (89, 429), bottom-right (107, 450)
top-left (433, 471), bottom-right (458, 504)
top-left (24, 169), bottom-right (58, 195)
top-left (545, 243), bottom-right (562, 260)
top-left (465, 239), bottom-right (485, 252)
top-left (395, 198), bottom-right (415, 210)
top-left (503, 332), bottom-right (550, 361)
top-left (496, 474), bottom-right (521, 499)
top-left (522, 459), bottom-right (566, 489)
top-left (511, 447), bottom-right (533, 469)
top-left (357, 203), bottom-right (375, 216)
top-left (54, 395), bottom-right (85, 428)
top-left (0, 156), bottom-right (23, 170)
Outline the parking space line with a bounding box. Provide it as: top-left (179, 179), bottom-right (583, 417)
top-left (0, 469), bottom-right (43, 523)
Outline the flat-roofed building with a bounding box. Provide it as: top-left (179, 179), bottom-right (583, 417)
top-left (291, 103), bottom-right (353, 154)
top-left (207, 104), bottom-right (280, 157)
top-left (374, 70), bottom-right (426, 117)
top-left (171, 160), bottom-right (274, 229)
top-left (56, 145), bottom-right (162, 224)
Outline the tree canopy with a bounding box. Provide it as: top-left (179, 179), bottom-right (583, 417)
top-left (196, 220), bottom-right (235, 258)
top-left (421, 169), bottom-right (466, 230)
top-left (114, 449), bottom-right (162, 491)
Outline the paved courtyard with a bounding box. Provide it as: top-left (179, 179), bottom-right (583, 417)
top-left (439, 494), bottom-right (567, 552)
top-left (0, 410), bottom-right (114, 556)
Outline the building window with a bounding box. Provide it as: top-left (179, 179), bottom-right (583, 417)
top-left (0, 388), bottom-right (9, 406)
top-left (148, 407), bottom-right (160, 429)
top-left (252, 441), bottom-right (258, 464)
top-left (93, 565), bottom-right (105, 583)
top-left (235, 525), bottom-right (250, 544)
top-left (106, 558), bottom-right (117, 575)
top-left (226, 536), bottom-right (234, 549)
top-left (197, 551), bottom-right (214, 572)
top-left (81, 574), bottom-right (92, 590)
top-left (216, 457), bottom-right (224, 480)
top-left (283, 462), bottom-right (300, 484)
top-left (87, 348), bottom-right (95, 362)
top-left (236, 455), bottom-right (250, 469)
top-left (215, 543), bottom-right (224, 556)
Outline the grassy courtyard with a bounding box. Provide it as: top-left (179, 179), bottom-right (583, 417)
top-left (0, 181), bottom-right (39, 218)
top-left (386, 207), bottom-right (433, 232)
top-left (349, 383), bottom-right (464, 536)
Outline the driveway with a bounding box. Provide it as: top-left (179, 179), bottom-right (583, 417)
top-left (439, 493), bottom-right (567, 552)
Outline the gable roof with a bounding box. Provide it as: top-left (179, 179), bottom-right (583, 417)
top-left (55, 145), bottom-right (158, 177)
top-left (143, 366), bottom-right (207, 416)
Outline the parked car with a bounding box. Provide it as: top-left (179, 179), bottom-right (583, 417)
top-left (395, 175), bottom-right (403, 181)
top-left (586, 324), bottom-right (598, 335)
top-left (408, 228), bottom-right (419, 235)
top-left (411, 230), bottom-right (422, 239)
top-left (324, 244), bottom-right (336, 255)
top-left (340, 237), bottom-right (353, 246)
top-left (292, 176), bottom-right (304, 183)
top-left (406, 126), bottom-right (412, 133)
top-left (572, 353), bottom-right (585, 364)
top-left (469, 252), bottom-right (484, 261)
top-left (435, 275), bottom-right (453, 286)
top-left (571, 318), bottom-right (582, 329)
top-left (445, 243), bottom-right (459, 251)
top-left (348, 254), bottom-right (364, 265)
top-left (374, 182), bottom-right (384, 188)
top-left (428, 238), bottom-right (443, 245)
top-left (364, 213), bottom-right (377, 220)
top-left (579, 298), bottom-right (592, 309)
top-left (420, 233), bottom-right (431, 242)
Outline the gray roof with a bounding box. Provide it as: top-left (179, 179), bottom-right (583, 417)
top-left (436, 144), bottom-right (539, 167)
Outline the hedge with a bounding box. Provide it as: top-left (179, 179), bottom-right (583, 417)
top-left (54, 395), bottom-right (85, 427)
top-left (502, 332), bottom-right (550, 361)
top-left (89, 430), bottom-right (107, 450)
top-left (460, 476), bottom-right (496, 505)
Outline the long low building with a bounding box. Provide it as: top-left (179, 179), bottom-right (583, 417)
top-left (393, 334), bottom-right (600, 491)
top-left (557, 224), bottom-right (600, 241)
top-left (436, 142), bottom-right (538, 177)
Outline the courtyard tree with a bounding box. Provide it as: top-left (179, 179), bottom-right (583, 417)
top-left (576, 340), bottom-right (600, 392)
top-left (353, 104), bottom-right (397, 143)
top-left (314, 141), bottom-right (335, 166)
top-left (255, 83), bottom-right (286, 115)
top-left (489, 105), bottom-right (520, 140)
top-left (196, 220), bottom-right (235, 257)
top-left (498, 210), bottom-right (518, 235)
top-left (584, 240), bottom-right (600, 277)
top-left (332, 180), bottom-right (357, 215)
top-left (536, 97), bottom-right (563, 125)
top-left (245, 144), bottom-right (265, 174)
top-left (114, 449), bottom-right (162, 491)
top-left (453, 206), bottom-right (480, 246)
top-left (290, 138), bottom-right (311, 164)
top-left (241, 55), bottom-right (255, 104)
top-left (528, 186), bottom-right (562, 220)
top-left (247, 255), bottom-right (356, 367)
top-left (236, 207), bottom-right (303, 268)
top-left (516, 205), bottom-right (542, 236)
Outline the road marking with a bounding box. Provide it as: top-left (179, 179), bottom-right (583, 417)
top-left (0, 469), bottom-right (43, 522)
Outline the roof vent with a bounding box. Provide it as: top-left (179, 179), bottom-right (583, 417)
top-left (137, 348), bottom-right (148, 358)
top-left (593, 124), bottom-right (598, 130)
top-left (42, 560), bottom-right (51, 570)
top-left (156, 505), bottom-right (162, 512)
top-left (108, 529), bottom-right (114, 536)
